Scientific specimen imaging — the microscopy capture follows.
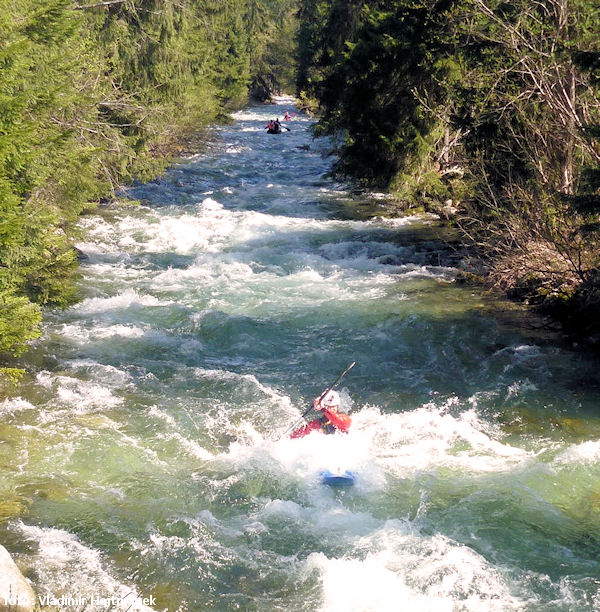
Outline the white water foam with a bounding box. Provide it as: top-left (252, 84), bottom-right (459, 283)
top-left (552, 439), bottom-right (600, 465)
top-left (309, 521), bottom-right (524, 612)
top-left (199, 396), bottom-right (534, 508)
top-left (73, 197), bottom-right (451, 328)
top-left (0, 397), bottom-right (36, 417)
top-left (57, 323), bottom-right (146, 342)
top-left (72, 289), bottom-right (173, 315)
top-left (36, 372), bottom-right (123, 413)
top-left (14, 522), bottom-right (156, 612)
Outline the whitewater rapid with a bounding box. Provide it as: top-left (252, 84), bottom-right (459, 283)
top-left (1, 98), bottom-right (599, 611)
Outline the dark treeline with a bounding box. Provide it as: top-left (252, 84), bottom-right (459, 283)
top-left (0, 0), bottom-right (296, 377)
top-left (2, 0), bottom-right (599, 379)
top-left (297, 0), bottom-right (600, 345)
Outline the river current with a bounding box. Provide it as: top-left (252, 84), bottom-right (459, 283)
top-left (2, 99), bottom-right (600, 611)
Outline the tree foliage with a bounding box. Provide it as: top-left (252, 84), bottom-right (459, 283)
top-left (297, 0), bottom-right (600, 336)
top-left (247, 0), bottom-right (299, 99)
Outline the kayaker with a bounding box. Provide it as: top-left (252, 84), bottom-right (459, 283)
top-left (284, 111), bottom-right (291, 121)
top-left (265, 119), bottom-right (282, 134)
top-left (290, 390), bottom-right (351, 438)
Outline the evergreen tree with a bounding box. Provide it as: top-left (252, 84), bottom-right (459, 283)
top-left (304, 0), bottom-right (460, 192)
top-left (0, 0), bottom-right (298, 369)
top-left (247, 0), bottom-right (298, 98)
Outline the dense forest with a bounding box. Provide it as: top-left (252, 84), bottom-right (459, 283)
top-left (297, 0), bottom-right (600, 346)
top-left (0, 0), bottom-right (296, 381)
top-left (1, 0), bottom-right (599, 383)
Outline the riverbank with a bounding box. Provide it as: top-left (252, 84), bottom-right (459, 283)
top-left (379, 193), bottom-right (600, 354)
top-left (329, 186), bottom-right (595, 354)
top-left (452, 224), bottom-right (600, 354)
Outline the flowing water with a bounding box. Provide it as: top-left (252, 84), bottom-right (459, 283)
top-left (2, 99), bottom-right (600, 611)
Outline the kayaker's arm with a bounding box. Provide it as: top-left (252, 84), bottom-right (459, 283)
top-left (290, 418), bottom-right (322, 439)
top-left (322, 408), bottom-right (351, 433)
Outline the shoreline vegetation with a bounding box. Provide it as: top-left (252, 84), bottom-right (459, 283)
top-left (0, 0), bottom-right (297, 386)
top-left (297, 0), bottom-right (600, 353)
top-left (1, 0), bottom-right (599, 391)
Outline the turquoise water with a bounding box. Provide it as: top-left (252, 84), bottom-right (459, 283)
top-left (1, 99), bottom-right (600, 611)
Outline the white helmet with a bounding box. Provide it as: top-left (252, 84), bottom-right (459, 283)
top-left (321, 390), bottom-right (340, 409)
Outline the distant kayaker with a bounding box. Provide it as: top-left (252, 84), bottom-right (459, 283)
top-left (284, 111), bottom-right (291, 121)
top-left (265, 119), bottom-right (282, 134)
top-left (290, 390), bottom-right (351, 438)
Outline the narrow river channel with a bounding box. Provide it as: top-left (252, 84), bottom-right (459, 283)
top-left (2, 98), bottom-right (600, 611)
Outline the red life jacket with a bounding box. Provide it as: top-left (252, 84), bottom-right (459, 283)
top-left (290, 408), bottom-right (351, 439)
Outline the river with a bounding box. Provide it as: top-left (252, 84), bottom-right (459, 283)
top-left (1, 98), bottom-right (600, 611)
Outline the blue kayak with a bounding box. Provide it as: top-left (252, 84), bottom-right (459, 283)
top-left (320, 470), bottom-right (356, 487)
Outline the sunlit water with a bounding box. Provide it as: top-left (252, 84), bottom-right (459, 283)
top-left (2, 98), bottom-right (600, 611)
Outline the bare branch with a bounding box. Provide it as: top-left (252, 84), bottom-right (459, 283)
top-left (73, 0), bottom-right (130, 9)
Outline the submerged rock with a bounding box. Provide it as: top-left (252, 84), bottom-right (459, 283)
top-left (0, 545), bottom-right (35, 612)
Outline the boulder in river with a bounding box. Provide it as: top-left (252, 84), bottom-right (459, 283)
top-left (0, 545), bottom-right (35, 612)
